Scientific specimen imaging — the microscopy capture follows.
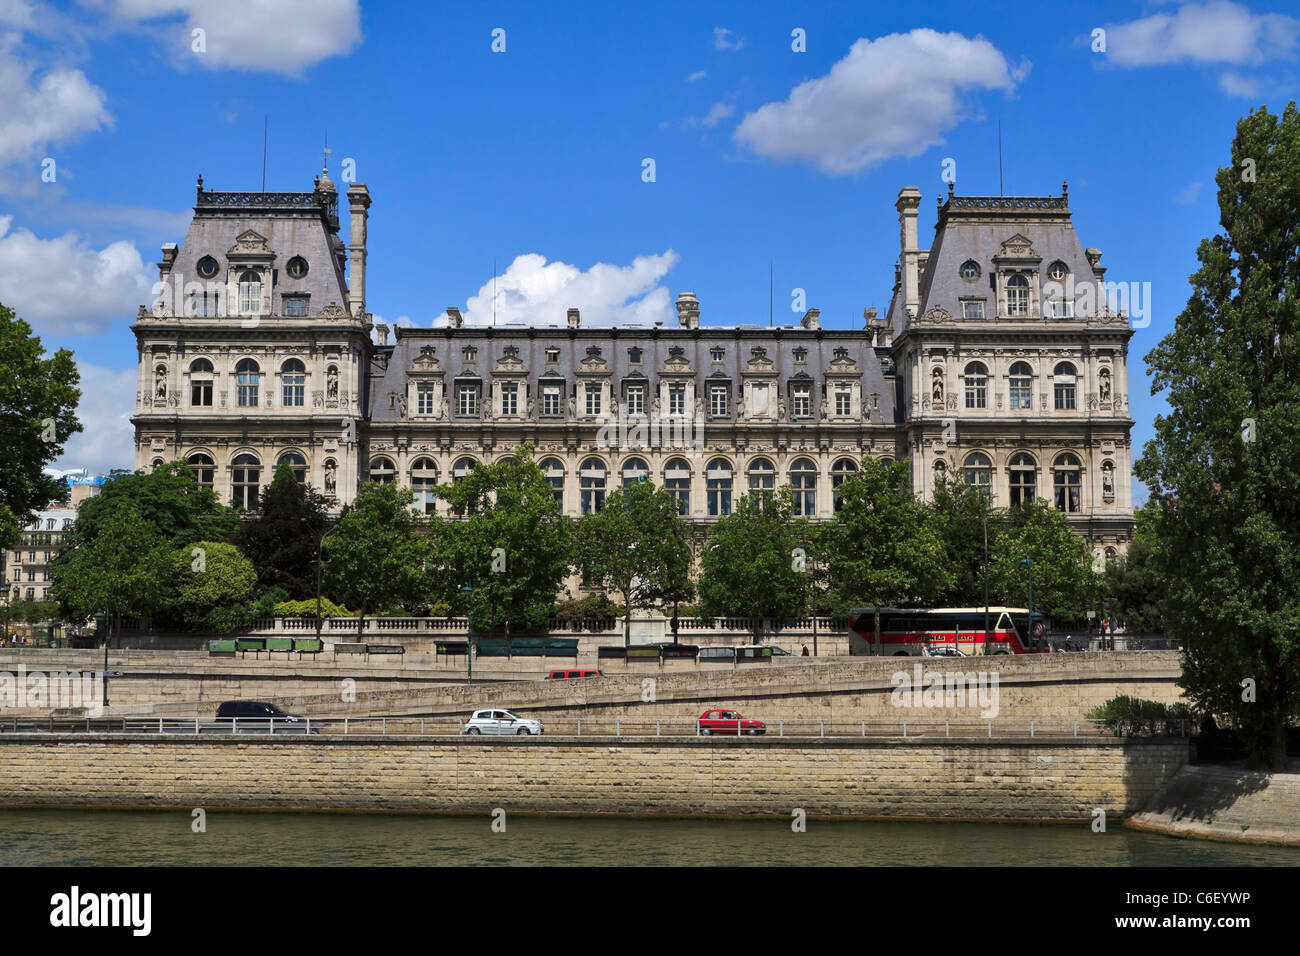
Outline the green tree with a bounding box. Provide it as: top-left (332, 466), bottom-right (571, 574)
top-left (927, 474), bottom-right (1002, 607)
top-left (322, 481), bottom-right (428, 639)
top-left (576, 478), bottom-right (693, 647)
top-left (239, 463), bottom-right (332, 599)
top-left (0, 303), bottom-right (81, 531)
top-left (435, 452), bottom-right (573, 644)
top-left (1136, 103), bottom-right (1300, 769)
top-left (163, 541), bottom-right (258, 632)
top-left (816, 458), bottom-right (951, 617)
top-left (988, 500), bottom-right (1099, 621)
top-left (697, 491), bottom-right (805, 644)
top-left (68, 462), bottom-right (239, 551)
top-left (50, 503), bottom-right (171, 646)
top-left (1103, 502), bottom-right (1169, 633)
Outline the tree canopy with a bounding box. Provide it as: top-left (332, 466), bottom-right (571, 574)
top-left (239, 462), bottom-right (333, 599)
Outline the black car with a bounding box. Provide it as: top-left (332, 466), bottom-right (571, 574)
top-left (212, 700), bottom-right (315, 733)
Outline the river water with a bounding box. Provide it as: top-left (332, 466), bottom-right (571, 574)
top-left (2, 810), bottom-right (1296, 866)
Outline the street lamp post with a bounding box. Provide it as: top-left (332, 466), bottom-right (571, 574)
top-left (102, 607), bottom-right (109, 708)
top-left (982, 512), bottom-right (991, 656)
top-left (1020, 557), bottom-right (1035, 652)
top-left (462, 582), bottom-right (474, 684)
top-left (315, 519), bottom-right (341, 643)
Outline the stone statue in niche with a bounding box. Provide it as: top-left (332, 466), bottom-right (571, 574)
top-left (1102, 462), bottom-right (1115, 500)
top-left (568, 396), bottom-right (576, 417)
top-left (326, 368), bottom-right (339, 400)
top-left (526, 397), bottom-right (535, 418)
top-left (932, 369), bottom-right (944, 404)
top-left (1099, 373), bottom-right (1111, 402)
top-left (155, 366), bottom-right (167, 400)
top-left (324, 463), bottom-right (337, 496)
top-left (397, 394), bottom-right (408, 419)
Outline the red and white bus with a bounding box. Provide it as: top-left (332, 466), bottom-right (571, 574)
top-left (847, 607), bottom-right (1039, 656)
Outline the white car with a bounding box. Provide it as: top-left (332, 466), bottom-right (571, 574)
top-left (924, 646), bottom-right (967, 657)
top-left (462, 709), bottom-right (543, 735)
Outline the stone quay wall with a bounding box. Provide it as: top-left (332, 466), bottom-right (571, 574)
top-left (0, 734), bottom-right (1188, 819)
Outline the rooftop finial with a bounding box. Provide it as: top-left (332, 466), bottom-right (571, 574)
top-left (195, 173), bottom-right (204, 201)
top-left (1062, 179), bottom-right (1069, 201)
top-left (947, 180), bottom-right (955, 198)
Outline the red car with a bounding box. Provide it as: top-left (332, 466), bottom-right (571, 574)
top-left (697, 709), bottom-right (766, 736)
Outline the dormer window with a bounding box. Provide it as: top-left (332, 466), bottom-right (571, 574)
top-left (196, 256), bottom-right (219, 280)
top-left (283, 294), bottom-right (309, 317)
top-left (1006, 274), bottom-right (1030, 316)
top-left (286, 256), bottom-right (309, 279)
top-left (832, 347), bottom-right (849, 361)
top-left (462, 346), bottom-right (477, 362)
top-left (960, 260), bottom-right (981, 281)
top-left (628, 347), bottom-right (643, 364)
top-left (237, 270), bottom-right (262, 315)
top-left (793, 347), bottom-right (808, 364)
top-left (545, 347), bottom-right (560, 364)
top-left (1046, 260), bottom-right (1068, 282)
top-left (710, 347), bottom-right (725, 362)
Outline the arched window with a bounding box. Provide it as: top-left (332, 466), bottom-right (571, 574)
top-left (831, 458), bottom-right (858, 512)
top-left (151, 458), bottom-right (165, 471)
top-left (281, 359), bottom-right (306, 407)
top-left (189, 359), bottom-right (214, 407)
top-left (706, 458), bottom-right (732, 517)
top-left (237, 269), bottom-right (262, 315)
top-left (621, 457), bottom-right (649, 488)
top-left (410, 457), bottom-right (438, 514)
top-left (235, 359), bottom-right (259, 407)
top-left (964, 362), bottom-right (988, 410)
top-left (452, 457), bottom-right (477, 483)
top-left (963, 452), bottom-right (992, 496)
top-left (1053, 453), bottom-right (1082, 513)
top-left (746, 458), bottom-right (775, 502)
top-left (232, 453), bottom-right (260, 510)
top-left (934, 458), bottom-right (947, 483)
top-left (369, 457), bottom-right (396, 484)
top-left (539, 457), bottom-right (565, 507)
top-left (579, 458), bottom-right (607, 514)
top-left (1008, 453), bottom-right (1036, 507)
top-left (187, 452), bottom-right (215, 487)
top-left (1006, 274), bottom-right (1029, 316)
top-left (1053, 362), bottom-right (1077, 410)
top-left (790, 458), bottom-right (817, 516)
top-left (664, 458), bottom-right (691, 514)
top-left (1009, 361), bottom-right (1033, 410)
top-left (277, 451), bottom-right (307, 483)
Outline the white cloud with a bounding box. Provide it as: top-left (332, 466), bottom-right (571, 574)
top-left (687, 70), bottom-right (707, 83)
top-left (437, 251), bottom-right (680, 328)
top-left (101, 0), bottom-right (362, 76)
top-left (1104, 1), bottom-right (1300, 67)
top-left (733, 30), bottom-right (1026, 176)
top-left (713, 27), bottom-right (745, 51)
top-left (51, 361), bottom-right (137, 476)
top-left (0, 216), bottom-right (152, 334)
top-left (1174, 182), bottom-right (1203, 205)
top-left (685, 101), bottom-right (735, 129)
top-left (1217, 70), bottom-right (1260, 96)
top-left (0, 31), bottom-right (111, 170)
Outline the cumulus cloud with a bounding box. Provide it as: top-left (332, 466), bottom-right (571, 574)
top-left (0, 216), bottom-right (152, 334)
top-left (1174, 182), bottom-right (1203, 205)
top-left (51, 360), bottom-right (137, 476)
top-left (733, 30), bottom-right (1026, 176)
top-left (1103, 1), bottom-right (1299, 67)
top-left (713, 27), bottom-right (745, 51)
top-left (0, 31), bottom-right (111, 170)
top-left (436, 251), bottom-right (680, 328)
top-left (685, 101), bottom-right (735, 128)
top-left (101, 0), bottom-right (362, 76)
top-left (687, 70), bottom-right (707, 83)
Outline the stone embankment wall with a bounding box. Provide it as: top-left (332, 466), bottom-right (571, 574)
top-left (0, 735), bottom-right (1188, 819)
top-left (1128, 765), bottom-right (1300, 846)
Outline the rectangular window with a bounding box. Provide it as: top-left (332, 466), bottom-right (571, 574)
top-left (626, 384), bottom-right (644, 416)
top-left (669, 384), bottom-right (686, 416)
top-left (584, 384), bottom-right (602, 416)
top-left (792, 385), bottom-right (811, 418)
top-left (545, 348), bottom-right (560, 364)
top-left (189, 293), bottom-right (219, 316)
top-left (284, 297), bottom-right (309, 317)
top-left (1054, 383), bottom-right (1076, 410)
top-left (709, 384), bottom-right (728, 417)
top-left (417, 384), bottom-right (434, 415)
top-left (191, 380), bottom-right (213, 407)
top-left (500, 382), bottom-right (518, 416)
top-left (962, 300), bottom-right (985, 320)
top-left (542, 385), bottom-right (561, 416)
top-left (458, 384), bottom-right (478, 416)
top-left (834, 388), bottom-right (851, 416)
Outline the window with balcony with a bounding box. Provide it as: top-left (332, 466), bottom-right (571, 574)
top-left (790, 458), bottom-right (817, 516)
top-left (580, 458), bottom-right (607, 514)
top-left (235, 359), bottom-right (260, 407)
top-left (791, 384), bottom-right (811, 418)
top-left (709, 384), bottom-right (729, 417)
top-left (706, 459), bottom-right (732, 516)
top-left (542, 385), bottom-right (562, 416)
top-left (190, 359), bottom-right (214, 406)
top-left (417, 383), bottom-right (435, 415)
top-left (500, 382), bottom-right (519, 416)
top-left (964, 362), bottom-right (988, 409)
top-left (1009, 453), bottom-right (1036, 506)
top-left (626, 383), bottom-right (645, 416)
top-left (457, 383), bottom-right (479, 416)
top-left (1009, 362), bottom-right (1033, 410)
top-left (237, 270), bottom-right (262, 315)
top-left (1006, 274), bottom-right (1029, 316)
top-left (1053, 362), bottom-right (1077, 410)
top-left (669, 384), bottom-right (686, 416)
top-left (281, 360), bottom-right (306, 407)
top-left (1053, 453), bottom-right (1082, 513)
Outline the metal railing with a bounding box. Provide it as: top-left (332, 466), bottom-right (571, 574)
top-left (0, 715), bottom-right (1187, 739)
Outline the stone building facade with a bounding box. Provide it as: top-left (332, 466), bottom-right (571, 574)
top-left (131, 172), bottom-right (1135, 562)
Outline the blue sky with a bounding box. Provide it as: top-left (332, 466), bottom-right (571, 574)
top-left (2, 0), bottom-right (1298, 497)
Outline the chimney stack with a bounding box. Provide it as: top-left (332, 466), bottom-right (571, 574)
top-left (158, 243), bottom-right (178, 282)
top-left (347, 183), bottom-right (371, 318)
top-left (567, 308), bottom-right (581, 329)
top-left (675, 291), bottom-right (700, 329)
top-left (374, 321), bottom-right (389, 345)
top-left (446, 307), bottom-right (463, 328)
top-left (895, 186), bottom-right (922, 317)
top-left (799, 308), bottom-right (820, 330)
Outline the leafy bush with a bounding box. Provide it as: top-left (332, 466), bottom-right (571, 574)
top-left (251, 587), bottom-right (290, 619)
top-left (273, 598), bottom-right (355, 618)
top-left (1086, 695), bottom-right (1194, 736)
top-left (553, 593), bottom-right (625, 623)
